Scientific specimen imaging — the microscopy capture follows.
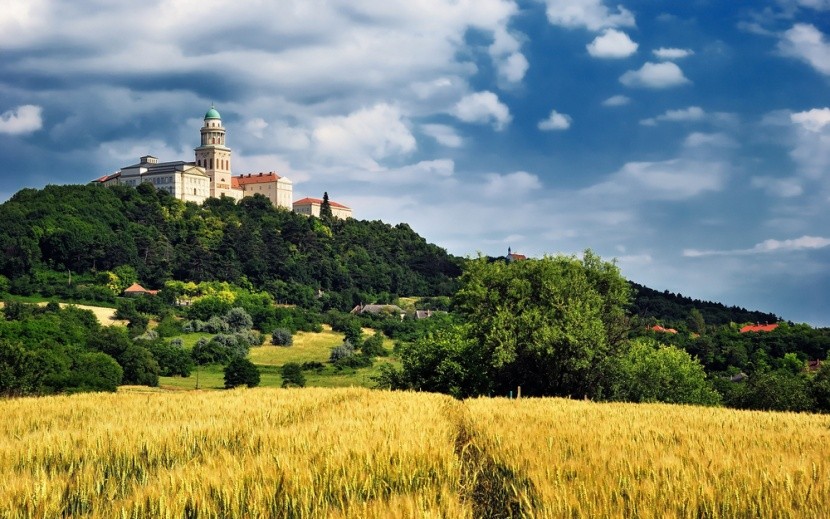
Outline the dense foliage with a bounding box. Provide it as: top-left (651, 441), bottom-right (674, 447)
top-left (380, 253), bottom-right (638, 399)
top-left (0, 303), bottom-right (161, 395)
top-left (0, 184), bottom-right (461, 309)
top-left (380, 253), bottom-right (830, 412)
top-left (631, 282), bottom-right (779, 327)
top-left (223, 357), bottom-right (260, 389)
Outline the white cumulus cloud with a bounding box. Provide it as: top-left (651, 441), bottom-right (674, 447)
top-left (482, 171), bottom-right (542, 197)
top-left (791, 107), bottom-right (830, 131)
top-left (683, 132), bottom-right (738, 148)
top-left (0, 104), bottom-right (43, 135)
top-left (452, 91), bottom-right (512, 130)
top-left (684, 236), bottom-right (830, 257)
top-left (778, 23), bottom-right (830, 75)
top-left (652, 47), bottom-right (694, 60)
top-left (313, 103), bottom-right (415, 162)
top-left (489, 27), bottom-right (529, 84)
top-left (788, 0), bottom-right (830, 10)
top-left (620, 62), bottom-right (690, 88)
top-left (602, 95), bottom-right (631, 106)
top-left (787, 107), bottom-right (830, 178)
top-left (421, 124), bottom-right (463, 147)
top-left (584, 159), bottom-right (726, 200)
top-left (640, 106), bottom-right (705, 126)
top-left (751, 176), bottom-right (804, 197)
top-left (538, 109), bottom-right (572, 131)
top-left (541, 0), bottom-right (635, 31)
top-left (587, 29), bottom-right (638, 58)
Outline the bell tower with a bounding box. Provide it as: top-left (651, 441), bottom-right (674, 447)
top-left (194, 105), bottom-right (233, 197)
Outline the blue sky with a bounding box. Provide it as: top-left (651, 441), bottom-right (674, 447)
top-left (1, 0), bottom-right (829, 325)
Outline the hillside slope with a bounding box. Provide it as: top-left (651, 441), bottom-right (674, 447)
top-left (0, 184), bottom-right (461, 308)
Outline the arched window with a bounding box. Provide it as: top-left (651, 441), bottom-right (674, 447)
top-left (210, 158), bottom-right (214, 170)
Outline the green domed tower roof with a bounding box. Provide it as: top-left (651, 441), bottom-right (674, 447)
top-left (204, 106), bottom-right (221, 120)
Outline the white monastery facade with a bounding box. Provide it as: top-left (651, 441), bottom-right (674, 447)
top-left (94, 106), bottom-right (350, 218)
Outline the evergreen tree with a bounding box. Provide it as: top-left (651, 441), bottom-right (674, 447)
top-left (320, 192), bottom-right (333, 221)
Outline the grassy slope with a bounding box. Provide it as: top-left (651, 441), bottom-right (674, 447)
top-left (160, 327), bottom-right (398, 390)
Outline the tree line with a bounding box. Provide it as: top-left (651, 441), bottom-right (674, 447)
top-left (378, 253), bottom-right (830, 413)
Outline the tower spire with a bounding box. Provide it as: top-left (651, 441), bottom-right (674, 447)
top-left (195, 105), bottom-right (233, 198)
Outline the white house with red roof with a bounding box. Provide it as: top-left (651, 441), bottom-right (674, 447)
top-left (123, 283), bottom-right (158, 296)
top-left (232, 172), bottom-right (293, 210)
top-left (293, 197), bottom-right (352, 219)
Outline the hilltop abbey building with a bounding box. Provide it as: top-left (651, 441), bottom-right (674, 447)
top-left (94, 106), bottom-right (350, 218)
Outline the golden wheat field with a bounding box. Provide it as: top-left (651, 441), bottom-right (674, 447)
top-left (1, 388), bottom-right (829, 518)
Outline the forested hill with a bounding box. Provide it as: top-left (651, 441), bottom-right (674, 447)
top-left (630, 282), bottom-right (779, 327)
top-left (0, 183), bottom-right (784, 322)
top-left (0, 184), bottom-right (461, 308)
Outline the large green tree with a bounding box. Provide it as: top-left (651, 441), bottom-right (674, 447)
top-left (604, 338), bottom-right (721, 406)
top-left (453, 251), bottom-right (631, 398)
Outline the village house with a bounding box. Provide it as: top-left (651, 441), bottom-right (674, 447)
top-left (122, 283), bottom-right (158, 296)
top-left (293, 197), bottom-right (353, 220)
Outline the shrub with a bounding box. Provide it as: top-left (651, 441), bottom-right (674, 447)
top-left (144, 340), bottom-right (193, 377)
top-left (205, 316), bottom-right (229, 334)
top-left (361, 331), bottom-right (387, 357)
top-left (329, 341), bottom-right (355, 363)
top-left (188, 295), bottom-right (232, 321)
top-left (812, 361), bottom-right (830, 412)
top-left (191, 337), bottom-right (226, 365)
top-left (213, 333), bottom-right (250, 359)
top-left (155, 314), bottom-right (182, 337)
top-left (224, 307), bottom-right (253, 333)
top-left (334, 354), bottom-right (373, 370)
top-left (342, 318), bottom-right (363, 346)
top-left (224, 357), bottom-right (260, 389)
top-left (181, 320), bottom-right (204, 333)
top-left (118, 344), bottom-right (160, 387)
top-left (133, 330), bottom-right (159, 342)
top-left (66, 351), bottom-right (123, 392)
top-left (239, 330), bottom-right (264, 347)
top-left (280, 363), bottom-right (306, 387)
top-left (271, 328), bottom-right (293, 347)
top-left (301, 361), bottom-right (325, 371)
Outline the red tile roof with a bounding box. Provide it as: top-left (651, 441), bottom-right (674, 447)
top-left (233, 172), bottom-right (282, 186)
top-left (508, 253), bottom-right (527, 261)
top-left (739, 323), bottom-right (779, 333)
top-left (93, 172), bottom-right (121, 183)
top-left (123, 283), bottom-right (158, 295)
top-left (293, 197), bottom-right (350, 209)
top-left (651, 325), bottom-right (678, 334)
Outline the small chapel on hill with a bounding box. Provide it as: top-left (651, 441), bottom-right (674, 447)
top-left (93, 106), bottom-right (351, 218)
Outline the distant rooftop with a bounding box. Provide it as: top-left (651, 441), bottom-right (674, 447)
top-left (294, 197), bottom-right (350, 209)
top-left (740, 323), bottom-right (779, 333)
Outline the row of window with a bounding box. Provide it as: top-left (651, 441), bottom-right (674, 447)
top-left (196, 157), bottom-right (229, 170)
